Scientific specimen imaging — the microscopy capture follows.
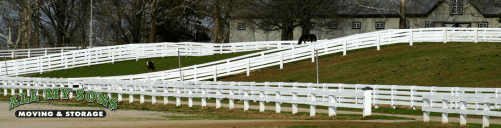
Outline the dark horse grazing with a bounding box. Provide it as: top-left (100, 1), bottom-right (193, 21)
top-left (298, 34), bottom-right (317, 45)
top-left (146, 60), bottom-right (155, 72)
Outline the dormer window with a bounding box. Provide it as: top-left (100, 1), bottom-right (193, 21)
top-left (352, 22), bottom-right (361, 29)
top-left (237, 23), bottom-right (246, 30)
top-left (450, 0), bottom-right (463, 15)
top-left (375, 22), bottom-right (385, 29)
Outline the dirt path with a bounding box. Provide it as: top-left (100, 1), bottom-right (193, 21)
top-left (123, 98), bottom-right (501, 125)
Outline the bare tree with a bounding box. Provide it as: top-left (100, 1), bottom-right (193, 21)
top-left (236, 0), bottom-right (340, 40)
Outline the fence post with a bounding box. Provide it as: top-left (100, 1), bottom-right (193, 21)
top-left (216, 89), bottom-right (221, 108)
top-left (423, 98), bottom-right (431, 122)
top-left (329, 95), bottom-right (337, 116)
top-left (460, 101), bottom-right (467, 126)
top-left (163, 86), bottom-right (169, 105)
top-left (410, 30), bottom-right (414, 46)
top-left (480, 102), bottom-right (489, 128)
top-left (246, 59), bottom-right (250, 76)
top-left (244, 90), bottom-right (249, 111)
top-left (343, 40), bottom-right (347, 56)
top-left (194, 65), bottom-right (198, 81)
top-left (260, 91), bottom-right (265, 112)
top-left (391, 85), bottom-right (396, 109)
top-left (152, 87), bottom-right (156, 104)
top-left (64, 56), bottom-right (68, 69)
top-left (11, 51), bottom-right (14, 58)
top-left (442, 99), bottom-right (449, 123)
top-left (87, 51), bottom-right (90, 66)
top-left (118, 86), bottom-right (122, 102)
top-left (202, 87), bottom-right (207, 107)
top-left (474, 29), bottom-right (478, 43)
top-left (497, 88), bottom-right (500, 109)
top-left (261, 53), bottom-right (264, 66)
top-left (45, 49), bottom-right (48, 56)
top-left (443, 28), bottom-right (447, 43)
top-left (227, 59), bottom-right (230, 74)
top-left (219, 44), bottom-right (222, 53)
top-left (28, 50), bottom-right (31, 58)
top-left (214, 66), bottom-right (217, 81)
top-left (188, 88), bottom-right (193, 107)
top-left (310, 93), bottom-right (316, 116)
top-left (311, 45), bottom-right (315, 62)
top-left (362, 86), bottom-right (373, 117)
top-left (276, 91), bottom-right (281, 113)
top-left (377, 33), bottom-right (380, 51)
top-left (140, 86), bottom-right (145, 104)
top-left (411, 86), bottom-right (416, 110)
top-left (292, 92), bottom-right (298, 114)
top-left (176, 87), bottom-right (181, 106)
top-left (373, 85), bottom-right (378, 109)
top-left (129, 86), bottom-right (134, 103)
top-left (229, 89), bottom-right (234, 109)
top-left (232, 44), bottom-right (235, 53)
top-left (107, 85), bottom-right (111, 100)
top-left (280, 52), bottom-right (283, 69)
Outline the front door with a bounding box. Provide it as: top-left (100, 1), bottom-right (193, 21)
top-left (443, 23), bottom-right (471, 28)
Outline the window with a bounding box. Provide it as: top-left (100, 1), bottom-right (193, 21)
top-left (352, 22), bottom-right (361, 29)
top-left (329, 22), bottom-right (337, 29)
top-left (237, 23), bottom-right (246, 30)
top-left (425, 21), bottom-right (434, 28)
top-left (375, 22), bottom-right (385, 29)
top-left (479, 22), bottom-right (488, 28)
top-left (406, 21), bottom-right (410, 29)
top-left (450, 0), bottom-right (463, 15)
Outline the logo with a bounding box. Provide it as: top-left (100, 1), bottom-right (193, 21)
top-left (8, 88), bottom-right (118, 118)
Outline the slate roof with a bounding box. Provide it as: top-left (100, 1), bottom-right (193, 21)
top-left (340, 0), bottom-right (501, 18)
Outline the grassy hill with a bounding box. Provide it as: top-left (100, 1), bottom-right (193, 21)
top-left (28, 50), bottom-right (261, 78)
top-left (27, 42), bottom-right (501, 88)
top-left (220, 42), bottom-right (501, 88)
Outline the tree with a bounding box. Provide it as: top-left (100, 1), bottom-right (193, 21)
top-left (236, 0), bottom-right (340, 40)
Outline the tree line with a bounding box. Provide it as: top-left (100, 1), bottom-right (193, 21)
top-left (0, 0), bottom-right (495, 49)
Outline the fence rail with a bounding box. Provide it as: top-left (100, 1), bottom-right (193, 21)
top-left (0, 41), bottom-right (300, 76)
top-left (0, 76), bottom-right (372, 117)
top-left (78, 28), bottom-right (501, 81)
top-left (422, 95), bottom-right (501, 127)
top-left (0, 47), bottom-right (80, 58)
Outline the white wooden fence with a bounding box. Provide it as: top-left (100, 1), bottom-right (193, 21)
top-left (0, 76), bottom-right (372, 117)
top-left (423, 95), bottom-right (501, 127)
top-left (78, 28), bottom-right (501, 81)
top-left (0, 47), bottom-right (80, 58)
top-left (0, 41), bottom-right (300, 76)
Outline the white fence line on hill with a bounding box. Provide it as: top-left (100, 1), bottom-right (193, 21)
top-left (64, 79), bottom-right (501, 111)
top-left (0, 47), bottom-right (80, 58)
top-left (0, 77), bottom-right (372, 117)
top-left (422, 95), bottom-right (501, 127)
top-left (0, 41), bottom-right (302, 76)
top-left (81, 28), bottom-right (501, 81)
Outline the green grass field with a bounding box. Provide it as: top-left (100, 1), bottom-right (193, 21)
top-left (27, 50), bottom-right (261, 78)
top-left (221, 42), bottom-right (501, 88)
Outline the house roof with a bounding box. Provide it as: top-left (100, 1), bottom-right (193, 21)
top-left (470, 0), bottom-right (501, 17)
top-left (340, 0), bottom-right (501, 18)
